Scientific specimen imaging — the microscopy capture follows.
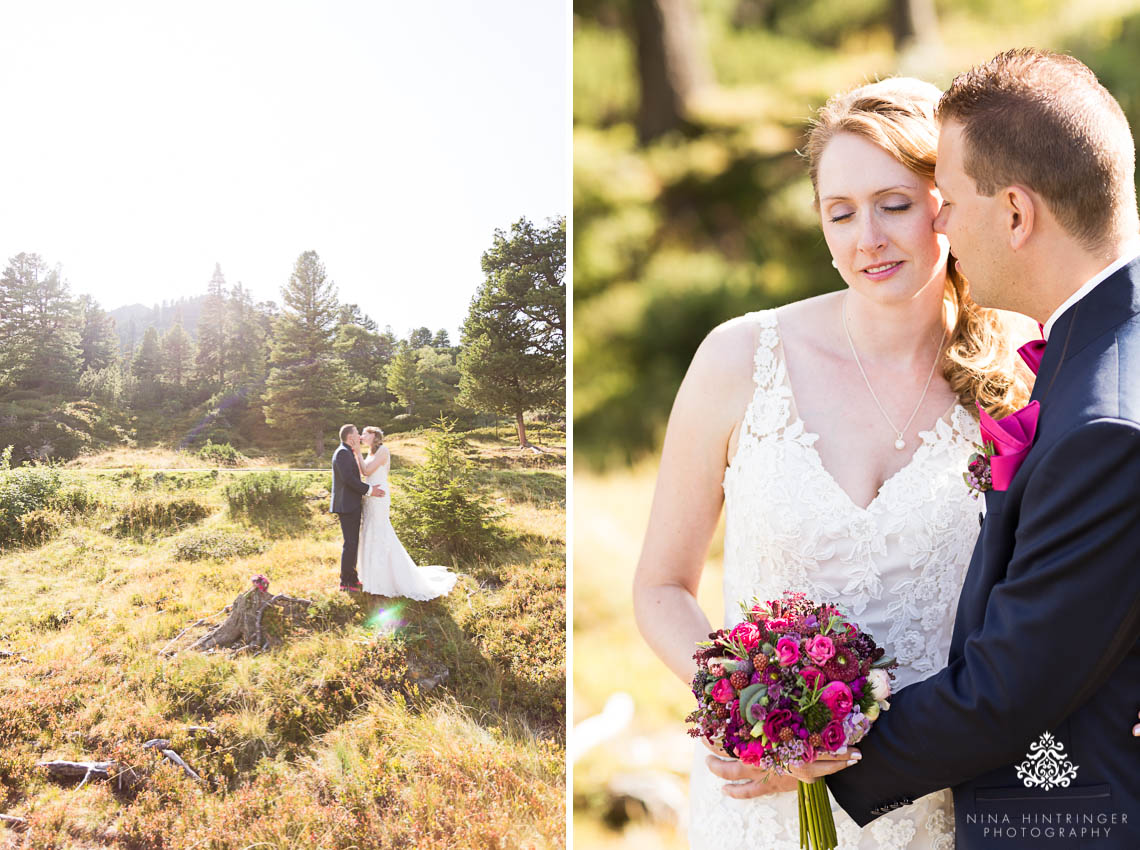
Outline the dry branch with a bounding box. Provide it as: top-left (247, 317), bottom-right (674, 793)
top-left (0, 813), bottom-right (28, 829)
top-left (0, 649), bottom-right (31, 663)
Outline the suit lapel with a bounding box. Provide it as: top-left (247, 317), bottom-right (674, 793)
top-left (1031, 258), bottom-right (1140, 407)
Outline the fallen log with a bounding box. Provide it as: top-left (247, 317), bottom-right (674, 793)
top-left (0, 813), bottom-right (28, 829)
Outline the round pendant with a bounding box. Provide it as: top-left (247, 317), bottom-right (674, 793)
top-left (894, 438), bottom-right (906, 450)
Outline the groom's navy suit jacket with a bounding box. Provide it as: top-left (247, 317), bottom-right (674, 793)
top-left (330, 443), bottom-right (370, 514)
top-left (828, 260), bottom-right (1140, 848)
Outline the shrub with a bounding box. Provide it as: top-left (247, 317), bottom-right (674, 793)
top-left (0, 446), bottom-right (63, 549)
top-left (112, 497), bottom-right (211, 538)
top-left (225, 471), bottom-right (306, 516)
top-left (391, 419), bottom-right (501, 562)
top-left (174, 529), bottom-right (266, 561)
top-left (197, 439), bottom-right (245, 467)
top-left (17, 508), bottom-right (66, 547)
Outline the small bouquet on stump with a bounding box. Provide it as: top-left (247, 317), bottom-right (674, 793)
top-left (687, 592), bottom-right (897, 850)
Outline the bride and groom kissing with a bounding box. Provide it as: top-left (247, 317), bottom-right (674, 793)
top-left (635, 48), bottom-right (1140, 849)
top-left (330, 423), bottom-right (457, 601)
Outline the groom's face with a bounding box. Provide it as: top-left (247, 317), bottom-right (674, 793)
top-left (934, 120), bottom-right (1010, 309)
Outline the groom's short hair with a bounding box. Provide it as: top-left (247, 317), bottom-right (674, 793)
top-left (937, 48), bottom-right (1137, 251)
top-left (339, 423), bottom-right (356, 443)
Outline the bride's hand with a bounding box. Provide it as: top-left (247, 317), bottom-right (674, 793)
top-left (1133, 710), bottom-right (1140, 737)
top-left (705, 755), bottom-right (801, 798)
top-left (786, 749), bottom-right (861, 783)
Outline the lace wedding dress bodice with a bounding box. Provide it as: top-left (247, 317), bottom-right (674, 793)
top-left (689, 309), bottom-right (981, 850)
top-left (358, 458), bottom-right (457, 601)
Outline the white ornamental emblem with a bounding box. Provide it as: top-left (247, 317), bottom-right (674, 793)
top-left (1015, 732), bottom-right (1079, 790)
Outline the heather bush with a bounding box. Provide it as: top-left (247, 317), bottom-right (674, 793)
top-left (225, 471), bottom-right (306, 517)
top-left (0, 445), bottom-right (63, 549)
top-left (174, 529), bottom-right (266, 561)
top-left (111, 497), bottom-right (211, 538)
top-left (196, 439), bottom-right (245, 466)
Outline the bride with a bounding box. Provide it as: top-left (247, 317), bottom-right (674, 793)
top-left (631, 78), bottom-right (1034, 849)
top-left (352, 426), bottom-right (458, 601)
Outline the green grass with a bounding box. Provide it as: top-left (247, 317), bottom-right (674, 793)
top-left (0, 436), bottom-right (565, 848)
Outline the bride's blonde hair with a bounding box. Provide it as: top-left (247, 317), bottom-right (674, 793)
top-left (804, 77), bottom-right (1033, 418)
top-left (362, 426), bottom-right (384, 446)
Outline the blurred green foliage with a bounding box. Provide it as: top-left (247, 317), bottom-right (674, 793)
top-left (574, 0), bottom-right (1140, 468)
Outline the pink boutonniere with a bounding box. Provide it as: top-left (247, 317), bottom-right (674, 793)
top-left (965, 401), bottom-right (1041, 496)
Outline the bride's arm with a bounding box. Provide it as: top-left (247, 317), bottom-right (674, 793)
top-left (359, 445), bottom-right (389, 477)
top-left (632, 320), bottom-right (756, 684)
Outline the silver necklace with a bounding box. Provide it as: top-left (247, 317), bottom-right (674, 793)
top-left (841, 295), bottom-right (947, 451)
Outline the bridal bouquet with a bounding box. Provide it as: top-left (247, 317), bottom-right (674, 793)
top-left (687, 591), bottom-right (897, 850)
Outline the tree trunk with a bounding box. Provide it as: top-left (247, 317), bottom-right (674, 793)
top-left (890, 0), bottom-right (939, 52)
top-left (316, 427), bottom-right (324, 458)
top-left (515, 410), bottom-right (530, 448)
top-left (631, 0), bottom-right (712, 145)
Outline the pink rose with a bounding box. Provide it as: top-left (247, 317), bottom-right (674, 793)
top-left (775, 637), bottom-right (800, 666)
top-left (819, 681), bottom-right (853, 719)
top-left (712, 678), bottom-right (736, 704)
top-left (820, 720), bottom-right (846, 752)
top-left (800, 666), bottom-right (827, 693)
top-left (737, 740), bottom-right (768, 764)
top-left (805, 635), bottom-right (836, 665)
top-left (729, 621), bottom-right (762, 652)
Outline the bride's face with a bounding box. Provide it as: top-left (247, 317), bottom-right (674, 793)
top-left (817, 132), bottom-right (949, 306)
top-left (361, 432), bottom-right (374, 449)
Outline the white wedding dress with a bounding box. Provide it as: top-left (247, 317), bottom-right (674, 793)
top-left (357, 457), bottom-right (458, 600)
top-left (688, 309), bottom-right (981, 850)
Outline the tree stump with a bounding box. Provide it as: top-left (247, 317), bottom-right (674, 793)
top-left (188, 587), bottom-right (311, 653)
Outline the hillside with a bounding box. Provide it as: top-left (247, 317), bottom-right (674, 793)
top-left (0, 429), bottom-right (565, 848)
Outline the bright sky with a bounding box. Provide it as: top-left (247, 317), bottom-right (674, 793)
top-left (0, 1), bottom-right (567, 340)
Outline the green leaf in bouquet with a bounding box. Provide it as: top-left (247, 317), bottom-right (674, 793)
top-left (738, 683), bottom-right (767, 722)
top-left (704, 680), bottom-right (718, 696)
top-left (871, 655), bottom-right (896, 669)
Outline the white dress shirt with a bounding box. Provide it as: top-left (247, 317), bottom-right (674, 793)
top-left (1042, 237), bottom-right (1140, 340)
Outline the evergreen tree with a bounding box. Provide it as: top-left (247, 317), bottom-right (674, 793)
top-left (335, 322), bottom-right (387, 401)
top-left (416, 345), bottom-right (461, 415)
top-left (0, 254), bottom-right (82, 393)
top-left (195, 263), bottom-right (228, 385)
top-left (386, 342), bottom-right (422, 413)
top-left (408, 326), bottom-right (433, 348)
top-left (457, 217), bottom-right (566, 447)
top-left (262, 251), bottom-right (347, 456)
top-left (77, 295), bottom-right (119, 373)
top-left (161, 315), bottom-right (194, 388)
top-left (132, 326), bottom-right (163, 384)
top-left (432, 328), bottom-right (452, 349)
top-left (226, 282), bottom-right (268, 389)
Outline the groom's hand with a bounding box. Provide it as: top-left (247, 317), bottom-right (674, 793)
top-left (369, 485), bottom-right (385, 497)
top-left (705, 756), bottom-right (802, 797)
top-left (1134, 710), bottom-right (1140, 737)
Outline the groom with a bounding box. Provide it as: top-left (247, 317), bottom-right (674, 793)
top-left (714, 49), bottom-right (1140, 847)
top-left (331, 423), bottom-right (384, 592)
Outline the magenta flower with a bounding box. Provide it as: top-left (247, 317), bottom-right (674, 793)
top-left (737, 740), bottom-right (769, 764)
top-left (801, 666), bottom-right (827, 692)
top-left (820, 720), bottom-right (846, 752)
top-left (251, 574), bottom-right (269, 592)
top-left (763, 708), bottom-right (793, 743)
top-left (820, 681), bottom-right (854, 719)
top-left (775, 637), bottom-right (801, 666)
top-left (729, 621), bottom-right (762, 652)
top-left (712, 678), bottom-right (736, 704)
top-left (805, 635), bottom-right (836, 665)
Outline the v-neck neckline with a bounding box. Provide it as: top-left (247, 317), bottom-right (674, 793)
top-left (772, 311), bottom-right (962, 514)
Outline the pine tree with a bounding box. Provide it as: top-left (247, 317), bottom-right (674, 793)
top-left (0, 254), bottom-right (82, 393)
top-left (457, 217), bottom-right (566, 446)
top-left (432, 328), bottom-right (451, 349)
top-left (132, 326), bottom-right (163, 384)
top-left (262, 251), bottom-right (348, 456)
top-left (226, 282), bottom-right (268, 390)
top-left (77, 295), bottom-right (119, 373)
top-left (161, 314), bottom-right (194, 388)
top-left (386, 342), bottom-right (422, 413)
top-left (408, 327), bottom-right (433, 348)
top-left (195, 263), bottom-right (228, 386)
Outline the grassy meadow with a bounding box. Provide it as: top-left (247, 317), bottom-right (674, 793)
top-left (0, 427), bottom-right (565, 849)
